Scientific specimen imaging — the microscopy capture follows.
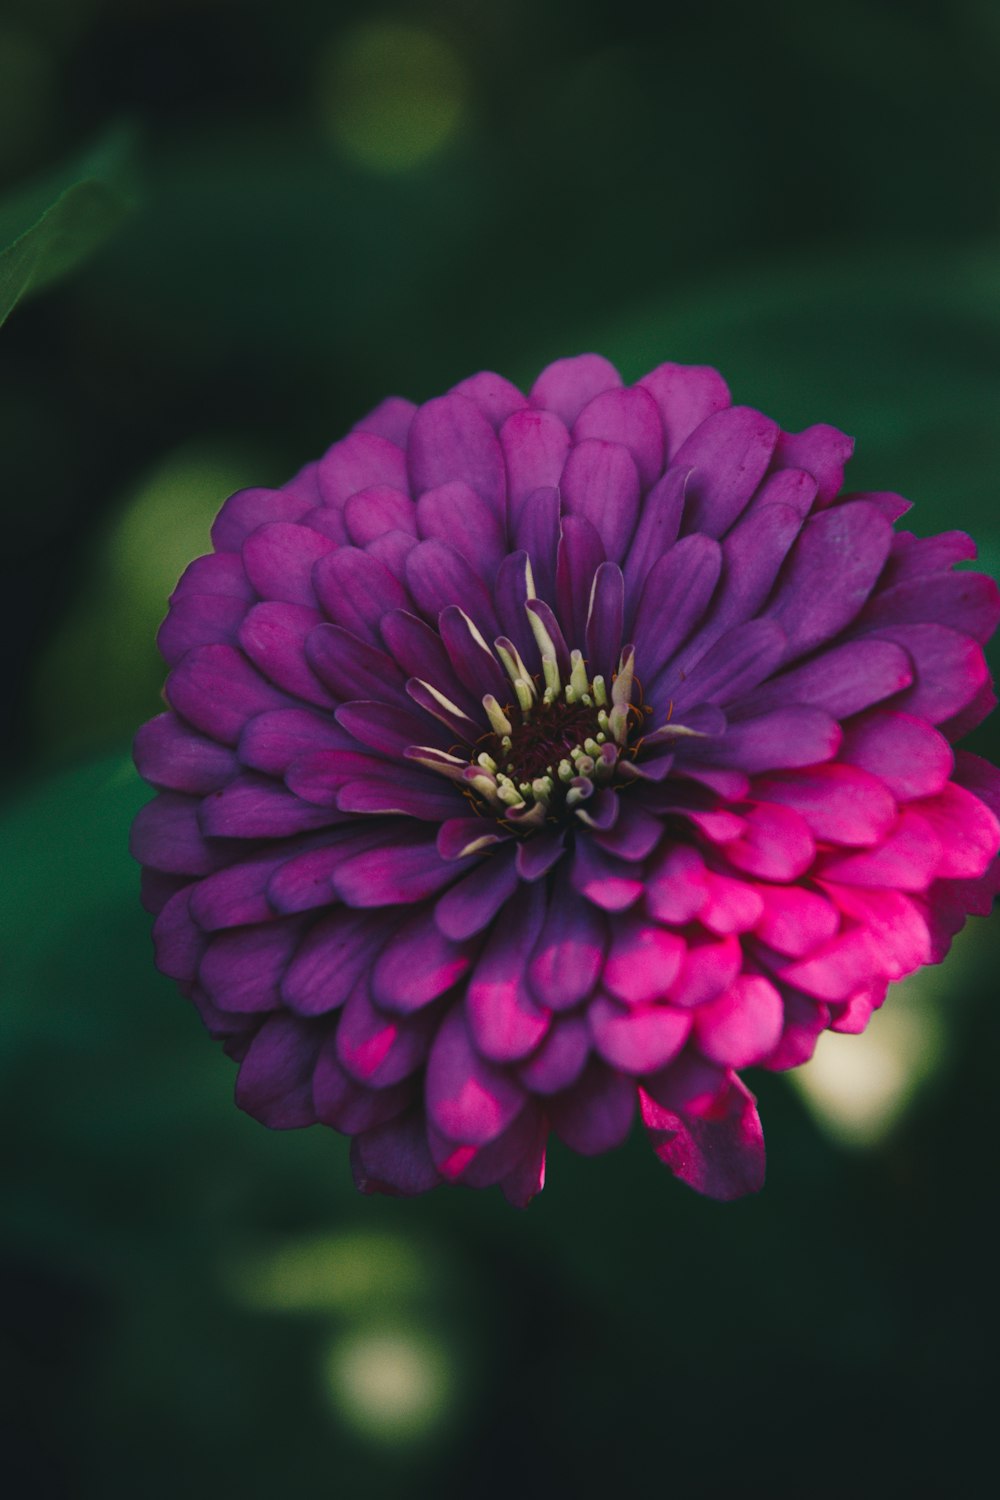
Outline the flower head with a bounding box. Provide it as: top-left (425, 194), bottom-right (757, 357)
top-left (132, 355), bottom-right (1000, 1204)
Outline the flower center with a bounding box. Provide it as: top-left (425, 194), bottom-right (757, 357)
top-left (465, 643), bottom-right (639, 830)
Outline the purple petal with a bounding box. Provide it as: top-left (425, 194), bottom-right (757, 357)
top-left (238, 707), bottom-right (349, 776)
top-left (573, 385), bottom-right (665, 488)
top-left (559, 438), bottom-right (640, 562)
top-left (407, 393), bottom-right (506, 515)
top-left (737, 638), bottom-right (913, 720)
top-left (211, 486), bottom-right (311, 551)
top-left (134, 713), bottom-right (237, 794)
top-left (426, 1009), bottom-right (526, 1144)
top-left (331, 829), bottom-right (459, 907)
top-left (166, 644), bottom-right (295, 745)
top-left (405, 538), bottom-right (499, 637)
top-left (158, 592), bottom-right (246, 664)
top-left (130, 792), bottom-right (221, 876)
top-left (633, 535), bottom-right (722, 686)
top-left (371, 909), bottom-right (473, 1013)
top-left (765, 500), bottom-right (894, 662)
top-left (526, 871), bottom-right (606, 1010)
top-left (588, 995), bottom-right (691, 1075)
top-left (467, 884), bottom-right (551, 1062)
top-left (343, 485), bottom-right (417, 544)
top-left (671, 619), bottom-right (787, 712)
top-left (199, 774), bottom-right (342, 838)
top-left (500, 410), bottom-right (571, 520)
top-left (494, 551), bottom-right (537, 664)
top-left (314, 1044), bottom-right (413, 1133)
top-left (318, 431), bottom-right (408, 506)
top-left (405, 678), bottom-right (482, 743)
top-left (282, 909), bottom-right (391, 1014)
top-left (636, 362), bottom-right (731, 459)
top-left (674, 406), bottom-right (779, 537)
top-left (350, 1106), bottom-right (442, 1197)
top-left (592, 802), bottom-right (664, 861)
top-left (510, 487), bottom-right (561, 601)
top-left (695, 500), bottom-right (806, 644)
top-left (336, 981), bottom-right (435, 1086)
top-left (266, 828), bottom-right (387, 915)
top-left (353, 395), bottom-right (417, 446)
top-left (238, 602), bottom-right (333, 707)
top-left (434, 846), bottom-right (520, 940)
top-left (450, 370), bottom-right (528, 428)
top-left (688, 706), bottom-right (841, 773)
top-left (305, 623), bottom-right (407, 704)
top-left (171, 550), bottom-right (254, 603)
top-left (839, 710), bottom-right (953, 798)
top-left (585, 562), bottom-right (625, 682)
top-left (379, 609), bottom-right (479, 716)
top-left (189, 849), bottom-right (290, 930)
top-left (771, 423), bottom-right (854, 505)
top-left (235, 1013), bottom-right (321, 1128)
top-left (438, 606), bottom-right (509, 701)
top-left (556, 515), bottom-right (606, 648)
top-left (740, 466), bottom-right (817, 522)
top-left (201, 920), bottom-right (301, 1014)
top-left (517, 1016), bottom-right (591, 1095)
top-left (416, 481), bottom-right (506, 574)
top-left (241, 521), bottom-right (336, 607)
top-left (882, 529), bottom-right (978, 585)
top-left (622, 467), bottom-right (687, 600)
top-left (336, 699), bottom-right (444, 756)
top-left (867, 623), bottom-right (988, 724)
top-left (313, 547), bottom-right (409, 641)
top-left (152, 886), bottom-right (205, 981)
top-left (548, 1060), bottom-right (635, 1155)
top-left (640, 1074), bottom-right (765, 1200)
top-left (529, 353), bottom-right (622, 426)
top-left (515, 829), bottom-right (566, 881)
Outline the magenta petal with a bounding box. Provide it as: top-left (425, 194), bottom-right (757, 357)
top-left (336, 981), bottom-right (435, 1086)
top-left (548, 1060), bottom-right (635, 1155)
top-left (640, 1075), bottom-right (765, 1200)
top-left (915, 783), bottom-right (1000, 878)
top-left (235, 1014), bottom-right (320, 1128)
top-left (819, 807), bottom-right (942, 890)
top-left (426, 1009), bottom-right (526, 1144)
top-left (467, 885), bottom-right (551, 1062)
top-left (314, 1043), bottom-right (412, 1133)
top-left (645, 843), bottom-right (708, 923)
top-left (351, 1107), bottom-right (442, 1197)
top-left (693, 975), bottom-right (784, 1067)
top-left (752, 884), bottom-right (839, 957)
top-left (530, 353), bottom-right (622, 426)
top-left (500, 409), bottom-right (571, 518)
top-left (670, 933), bottom-right (743, 1008)
top-left (753, 764), bottom-right (897, 846)
top-left (603, 916), bottom-right (685, 1004)
top-left (407, 393), bottom-right (506, 515)
top-left (573, 385), bottom-right (665, 489)
top-left (839, 711), bottom-right (953, 799)
top-left (570, 839), bottom-right (644, 911)
top-left (636, 361), bottom-right (731, 458)
top-left (588, 995), bottom-right (690, 1075)
top-left (721, 802), bottom-right (815, 881)
top-left (771, 423), bottom-right (854, 504)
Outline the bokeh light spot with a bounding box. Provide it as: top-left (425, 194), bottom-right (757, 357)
top-left (323, 1327), bottom-right (453, 1441)
top-left (317, 21), bottom-right (468, 173)
top-left (230, 1231), bottom-right (430, 1315)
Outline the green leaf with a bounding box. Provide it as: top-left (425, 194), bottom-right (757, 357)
top-left (0, 122), bottom-right (138, 328)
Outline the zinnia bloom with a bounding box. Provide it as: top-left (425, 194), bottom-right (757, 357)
top-left (132, 354), bottom-right (1000, 1204)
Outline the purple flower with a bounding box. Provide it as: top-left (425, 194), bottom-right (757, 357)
top-left (132, 355), bottom-right (1000, 1205)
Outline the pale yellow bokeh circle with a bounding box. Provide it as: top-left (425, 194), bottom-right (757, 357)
top-left (317, 21), bottom-right (468, 173)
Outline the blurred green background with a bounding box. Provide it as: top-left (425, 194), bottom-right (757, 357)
top-left (3, 2), bottom-right (1000, 1496)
